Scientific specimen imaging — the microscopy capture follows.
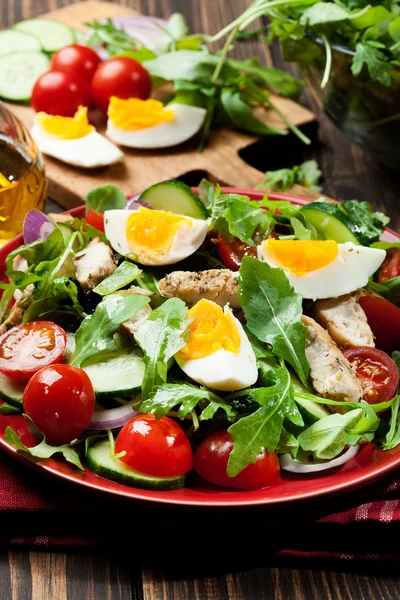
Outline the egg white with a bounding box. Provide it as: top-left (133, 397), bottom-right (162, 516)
top-left (257, 241), bottom-right (386, 300)
top-left (175, 306), bottom-right (258, 391)
top-left (106, 103), bottom-right (207, 149)
top-left (31, 123), bottom-right (124, 168)
top-left (104, 209), bottom-right (209, 266)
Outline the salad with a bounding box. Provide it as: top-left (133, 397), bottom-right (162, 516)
top-left (1, 179), bottom-right (400, 492)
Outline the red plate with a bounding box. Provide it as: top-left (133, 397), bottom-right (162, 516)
top-left (1, 188), bottom-right (400, 507)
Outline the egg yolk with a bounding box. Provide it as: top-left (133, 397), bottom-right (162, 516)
top-left (108, 97), bottom-right (175, 130)
top-left (36, 106), bottom-right (94, 139)
top-left (263, 239), bottom-right (339, 276)
top-left (126, 208), bottom-right (191, 261)
top-left (177, 299), bottom-right (241, 361)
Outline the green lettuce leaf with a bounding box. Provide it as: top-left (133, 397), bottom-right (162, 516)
top-left (69, 294), bottom-right (150, 367)
top-left (339, 199), bottom-right (390, 245)
top-left (134, 298), bottom-right (189, 401)
top-left (4, 426), bottom-right (83, 470)
top-left (93, 261), bottom-right (142, 296)
top-left (85, 185), bottom-right (126, 214)
top-left (382, 395), bottom-right (400, 450)
top-left (238, 257), bottom-right (310, 386)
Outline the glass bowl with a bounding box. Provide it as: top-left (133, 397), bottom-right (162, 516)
top-left (298, 38), bottom-right (400, 171)
top-left (0, 102), bottom-right (47, 246)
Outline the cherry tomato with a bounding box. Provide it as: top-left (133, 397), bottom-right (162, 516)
top-left (194, 431), bottom-right (280, 490)
top-left (50, 44), bottom-right (101, 82)
top-left (358, 294), bottom-right (400, 354)
top-left (31, 70), bottom-right (91, 117)
top-left (84, 209), bottom-right (105, 233)
top-left (23, 364), bottom-right (95, 445)
top-left (217, 234), bottom-right (257, 271)
top-left (91, 57), bottom-right (152, 113)
top-left (343, 346), bottom-right (398, 404)
top-left (378, 248), bottom-right (400, 284)
top-left (0, 322), bottom-right (67, 383)
top-left (115, 414), bottom-right (193, 477)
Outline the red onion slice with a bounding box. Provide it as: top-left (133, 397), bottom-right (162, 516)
top-left (89, 396), bottom-right (140, 430)
top-left (111, 16), bottom-right (169, 50)
top-left (23, 211), bottom-right (56, 244)
top-left (279, 445), bottom-right (360, 473)
top-left (125, 193), bottom-right (152, 210)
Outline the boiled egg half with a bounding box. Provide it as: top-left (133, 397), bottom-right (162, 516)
top-left (106, 97), bottom-right (206, 149)
top-left (104, 207), bottom-right (209, 265)
top-left (257, 239), bottom-right (386, 300)
top-left (175, 299), bottom-right (258, 391)
top-left (31, 106), bottom-right (123, 168)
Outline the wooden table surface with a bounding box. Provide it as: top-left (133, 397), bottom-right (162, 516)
top-left (2, 0), bottom-right (400, 598)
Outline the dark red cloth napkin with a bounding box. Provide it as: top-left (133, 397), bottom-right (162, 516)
top-left (1, 452), bottom-right (400, 563)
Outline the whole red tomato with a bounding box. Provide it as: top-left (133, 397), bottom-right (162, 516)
top-left (194, 431), bottom-right (280, 490)
top-left (31, 70), bottom-right (91, 117)
top-left (115, 414), bottom-right (193, 477)
top-left (23, 364), bottom-right (95, 445)
top-left (91, 57), bottom-right (151, 113)
top-left (0, 321), bottom-right (67, 383)
top-left (51, 44), bottom-right (101, 82)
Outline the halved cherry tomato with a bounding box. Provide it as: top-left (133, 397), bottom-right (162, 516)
top-left (51, 44), bottom-right (101, 82)
top-left (84, 209), bottom-right (105, 233)
top-left (23, 364), bottom-right (95, 445)
top-left (194, 430), bottom-right (280, 490)
top-left (91, 57), bottom-right (152, 113)
top-left (0, 322), bottom-right (67, 383)
top-left (378, 248), bottom-right (400, 284)
top-left (343, 346), bottom-right (398, 404)
top-left (31, 70), bottom-right (91, 117)
top-left (217, 234), bottom-right (257, 271)
top-left (358, 294), bottom-right (400, 354)
top-left (115, 414), bottom-right (193, 477)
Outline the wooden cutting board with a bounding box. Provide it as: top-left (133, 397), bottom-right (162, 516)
top-left (5, 1), bottom-right (316, 208)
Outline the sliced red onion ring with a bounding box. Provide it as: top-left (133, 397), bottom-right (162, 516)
top-left (89, 397), bottom-right (140, 430)
top-left (111, 16), bottom-right (169, 51)
top-left (125, 193), bottom-right (151, 210)
top-left (23, 211), bottom-right (56, 244)
top-left (279, 445), bottom-right (360, 474)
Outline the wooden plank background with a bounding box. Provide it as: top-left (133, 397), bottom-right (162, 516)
top-left (2, 0), bottom-right (400, 599)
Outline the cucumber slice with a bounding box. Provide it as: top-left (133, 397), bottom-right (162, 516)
top-left (300, 202), bottom-right (360, 245)
top-left (0, 30), bottom-right (41, 58)
top-left (83, 352), bottom-right (144, 399)
top-left (0, 373), bottom-right (24, 408)
top-left (13, 19), bottom-right (76, 53)
top-left (0, 51), bottom-right (50, 101)
top-left (86, 439), bottom-right (186, 490)
top-left (139, 180), bottom-right (208, 220)
top-left (295, 397), bottom-right (330, 423)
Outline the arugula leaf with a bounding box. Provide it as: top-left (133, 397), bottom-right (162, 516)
top-left (4, 426), bottom-right (83, 470)
top-left (69, 294), bottom-right (150, 367)
top-left (140, 383), bottom-right (235, 421)
top-left (23, 276), bottom-right (83, 323)
top-left (0, 403), bottom-right (21, 415)
top-left (296, 160), bottom-right (323, 191)
top-left (93, 261), bottom-right (142, 296)
top-left (85, 19), bottom-right (142, 56)
top-left (298, 403), bottom-right (380, 459)
top-left (257, 160), bottom-right (322, 192)
top-left (339, 200), bottom-right (390, 245)
top-left (368, 276), bottom-right (400, 307)
top-left (227, 57), bottom-right (301, 99)
top-left (227, 365), bottom-right (301, 476)
top-left (144, 50), bottom-right (235, 85)
top-left (134, 298), bottom-right (189, 401)
top-left (382, 395), bottom-right (400, 450)
top-left (219, 89), bottom-right (288, 137)
top-left (352, 41), bottom-right (392, 87)
top-left (239, 257), bottom-right (310, 386)
top-left (277, 428), bottom-right (299, 458)
top-left (85, 185), bottom-right (126, 214)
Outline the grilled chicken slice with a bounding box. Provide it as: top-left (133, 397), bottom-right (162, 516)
top-left (302, 315), bottom-right (363, 405)
top-left (158, 269), bottom-right (240, 309)
top-left (314, 293), bottom-right (374, 348)
top-left (120, 286), bottom-right (153, 339)
top-left (73, 237), bottom-right (117, 292)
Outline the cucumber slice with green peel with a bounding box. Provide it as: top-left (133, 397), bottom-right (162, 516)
top-left (300, 202), bottom-right (360, 245)
top-left (0, 51), bottom-right (50, 101)
top-left (13, 19), bottom-right (76, 53)
top-left (139, 180), bottom-right (209, 220)
top-left (0, 373), bottom-right (24, 408)
top-left (295, 397), bottom-right (330, 423)
top-left (86, 439), bottom-right (186, 490)
top-left (83, 352), bottom-right (145, 399)
top-left (0, 30), bottom-right (41, 58)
